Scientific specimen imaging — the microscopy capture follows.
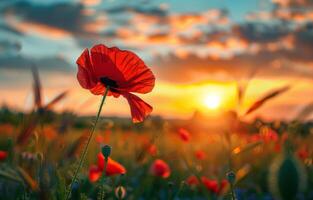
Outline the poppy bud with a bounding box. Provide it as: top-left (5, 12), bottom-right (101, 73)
top-left (115, 186), bottom-right (126, 199)
top-left (71, 182), bottom-right (79, 190)
top-left (269, 153), bottom-right (307, 200)
top-left (71, 182), bottom-right (80, 200)
top-left (226, 171), bottom-right (236, 184)
top-left (101, 144), bottom-right (111, 161)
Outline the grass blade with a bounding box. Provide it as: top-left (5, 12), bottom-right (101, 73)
top-left (245, 85), bottom-right (290, 115)
top-left (31, 66), bottom-right (42, 109)
top-left (44, 91), bottom-right (68, 110)
top-left (295, 102), bottom-right (313, 121)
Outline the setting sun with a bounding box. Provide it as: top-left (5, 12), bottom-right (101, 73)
top-left (204, 93), bottom-right (221, 109)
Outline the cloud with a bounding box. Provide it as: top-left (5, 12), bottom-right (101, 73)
top-left (0, 40), bottom-right (21, 55)
top-left (4, 2), bottom-right (84, 33)
top-left (0, 54), bottom-right (73, 72)
top-left (233, 23), bottom-right (289, 43)
top-left (154, 49), bottom-right (313, 83)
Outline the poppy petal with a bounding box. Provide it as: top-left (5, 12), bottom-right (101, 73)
top-left (90, 45), bottom-right (126, 83)
top-left (89, 165), bottom-right (102, 182)
top-left (122, 92), bottom-right (152, 123)
top-left (97, 153), bottom-right (126, 176)
top-left (0, 151), bottom-right (7, 161)
top-left (90, 82), bottom-right (120, 97)
top-left (76, 49), bottom-right (97, 89)
top-left (90, 44), bottom-right (155, 94)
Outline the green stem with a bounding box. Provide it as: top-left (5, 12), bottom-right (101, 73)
top-left (173, 181), bottom-right (185, 199)
top-left (230, 183), bottom-right (236, 200)
top-left (66, 87), bottom-right (110, 200)
top-left (98, 158), bottom-right (108, 199)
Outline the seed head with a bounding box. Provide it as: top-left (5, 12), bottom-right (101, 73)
top-left (101, 144), bottom-right (111, 160)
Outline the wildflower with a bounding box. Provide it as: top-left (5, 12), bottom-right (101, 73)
top-left (201, 177), bottom-right (228, 195)
top-left (97, 153), bottom-right (126, 176)
top-left (186, 175), bottom-right (199, 186)
top-left (150, 159), bottom-right (171, 178)
top-left (178, 128), bottom-right (190, 142)
top-left (260, 127), bottom-right (278, 142)
top-left (201, 177), bottom-right (219, 193)
top-left (95, 135), bottom-right (104, 144)
top-left (195, 150), bottom-right (206, 160)
top-left (297, 147), bottom-right (309, 160)
top-left (147, 144), bottom-right (157, 156)
top-left (88, 165), bottom-right (102, 182)
top-left (76, 44), bottom-right (155, 123)
top-left (0, 150), bottom-right (7, 161)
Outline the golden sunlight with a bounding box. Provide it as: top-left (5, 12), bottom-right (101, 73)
top-left (203, 93), bottom-right (221, 110)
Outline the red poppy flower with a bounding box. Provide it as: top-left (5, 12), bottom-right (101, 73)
top-left (147, 144), bottom-right (157, 156)
top-left (89, 165), bottom-right (102, 182)
top-left (201, 177), bottom-right (219, 194)
top-left (0, 150), bottom-right (8, 161)
top-left (178, 128), bottom-right (190, 142)
top-left (195, 150), bottom-right (206, 160)
top-left (219, 179), bottom-right (228, 194)
top-left (201, 177), bottom-right (228, 195)
top-left (297, 148), bottom-right (309, 160)
top-left (97, 153), bottom-right (126, 176)
top-left (274, 142), bottom-right (281, 153)
top-left (186, 175), bottom-right (199, 186)
top-left (76, 44), bottom-right (155, 123)
top-left (261, 128), bottom-right (278, 143)
top-left (150, 159), bottom-right (171, 178)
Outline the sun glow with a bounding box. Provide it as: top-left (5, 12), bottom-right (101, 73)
top-left (204, 93), bottom-right (222, 109)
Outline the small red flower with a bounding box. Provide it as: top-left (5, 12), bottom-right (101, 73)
top-left (95, 135), bottom-right (104, 144)
top-left (201, 177), bottom-right (219, 194)
top-left (0, 150), bottom-right (8, 161)
top-left (195, 150), bottom-right (206, 160)
top-left (261, 128), bottom-right (278, 143)
top-left (178, 128), bottom-right (190, 142)
top-left (147, 144), bottom-right (157, 156)
top-left (219, 179), bottom-right (228, 194)
top-left (274, 142), bottom-right (281, 153)
top-left (76, 44), bottom-right (155, 123)
top-left (201, 177), bottom-right (228, 195)
top-left (150, 159), bottom-right (171, 178)
top-left (297, 148), bottom-right (309, 160)
top-left (89, 165), bottom-right (102, 182)
top-left (186, 175), bottom-right (199, 186)
top-left (97, 153), bottom-right (126, 176)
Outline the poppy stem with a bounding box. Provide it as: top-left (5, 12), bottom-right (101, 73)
top-left (97, 158), bottom-right (108, 198)
top-left (66, 86), bottom-right (110, 200)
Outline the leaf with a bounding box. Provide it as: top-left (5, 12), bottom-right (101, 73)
top-left (0, 169), bottom-right (23, 183)
top-left (17, 167), bottom-right (39, 191)
top-left (55, 171), bottom-right (67, 200)
top-left (31, 66), bottom-right (42, 109)
top-left (237, 69), bottom-right (257, 105)
top-left (236, 164), bottom-right (251, 183)
top-left (295, 102), bottom-right (313, 121)
top-left (44, 91), bottom-right (68, 110)
top-left (17, 114), bottom-right (39, 146)
top-left (245, 85), bottom-right (290, 115)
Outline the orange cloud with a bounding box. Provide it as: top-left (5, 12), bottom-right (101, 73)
top-left (5, 16), bottom-right (71, 39)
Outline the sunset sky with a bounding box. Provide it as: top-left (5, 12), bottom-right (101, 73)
top-left (0, 0), bottom-right (313, 120)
